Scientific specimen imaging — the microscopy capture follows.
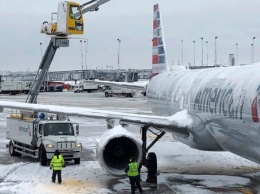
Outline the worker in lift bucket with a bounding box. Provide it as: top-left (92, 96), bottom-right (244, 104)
top-left (125, 157), bottom-right (143, 194)
top-left (70, 12), bottom-right (75, 19)
top-left (50, 150), bottom-right (65, 184)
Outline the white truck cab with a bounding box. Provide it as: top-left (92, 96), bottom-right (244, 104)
top-left (73, 85), bottom-right (83, 93)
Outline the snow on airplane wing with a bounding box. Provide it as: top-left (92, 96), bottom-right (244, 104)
top-left (0, 100), bottom-right (193, 134)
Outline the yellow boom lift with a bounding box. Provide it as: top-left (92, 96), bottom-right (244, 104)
top-left (27, 0), bottom-right (110, 103)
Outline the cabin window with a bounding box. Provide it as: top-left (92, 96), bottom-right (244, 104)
top-left (70, 5), bottom-right (81, 20)
top-left (39, 124), bottom-right (43, 135)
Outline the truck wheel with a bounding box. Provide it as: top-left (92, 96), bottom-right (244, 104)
top-left (147, 152), bottom-right (157, 176)
top-left (74, 158), bottom-right (80, 164)
top-left (9, 141), bottom-right (22, 157)
top-left (105, 92), bottom-right (109, 97)
top-left (39, 146), bottom-right (47, 166)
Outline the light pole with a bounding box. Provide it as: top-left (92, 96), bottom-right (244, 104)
top-left (201, 37), bottom-right (203, 66)
top-left (84, 40), bottom-right (88, 70)
top-left (215, 36), bottom-right (218, 66)
top-left (236, 43), bottom-right (238, 65)
top-left (80, 40), bottom-right (83, 79)
top-left (40, 42), bottom-right (43, 58)
top-left (251, 43), bottom-right (254, 64)
top-left (253, 37), bottom-right (256, 63)
top-left (117, 38), bottom-right (121, 70)
top-left (206, 41), bottom-right (208, 66)
top-left (181, 40), bottom-right (183, 66)
top-left (193, 40), bottom-right (195, 66)
top-left (45, 36), bottom-right (48, 48)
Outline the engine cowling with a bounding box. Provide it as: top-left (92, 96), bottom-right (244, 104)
top-left (96, 126), bottom-right (143, 176)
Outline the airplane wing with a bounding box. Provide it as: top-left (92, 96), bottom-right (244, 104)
top-left (0, 100), bottom-right (192, 134)
top-left (84, 80), bottom-right (148, 90)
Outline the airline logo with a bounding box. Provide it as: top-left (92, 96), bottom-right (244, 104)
top-left (152, 4), bottom-right (166, 76)
top-left (19, 125), bottom-right (31, 136)
top-left (194, 87), bottom-right (245, 120)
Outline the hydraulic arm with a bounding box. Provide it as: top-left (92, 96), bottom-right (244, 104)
top-left (26, 38), bottom-right (69, 103)
top-left (27, 0), bottom-right (110, 103)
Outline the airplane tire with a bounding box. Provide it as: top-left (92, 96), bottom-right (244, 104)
top-left (39, 146), bottom-right (47, 166)
top-left (147, 152), bottom-right (157, 176)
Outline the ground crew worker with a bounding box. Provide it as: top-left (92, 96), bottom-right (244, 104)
top-left (70, 12), bottom-right (75, 19)
top-left (125, 158), bottom-right (143, 194)
top-left (50, 150), bottom-right (65, 184)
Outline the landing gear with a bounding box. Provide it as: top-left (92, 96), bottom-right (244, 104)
top-left (146, 152), bottom-right (157, 185)
top-left (140, 126), bottom-right (165, 186)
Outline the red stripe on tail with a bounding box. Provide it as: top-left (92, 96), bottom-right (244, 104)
top-left (153, 38), bottom-right (158, 46)
top-left (153, 4), bottom-right (158, 12)
top-left (152, 55), bottom-right (158, 64)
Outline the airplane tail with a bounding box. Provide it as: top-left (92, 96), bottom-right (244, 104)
top-left (152, 4), bottom-right (169, 77)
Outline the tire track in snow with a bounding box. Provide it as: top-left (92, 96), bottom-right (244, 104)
top-left (0, 162), bottom-right (30, 183)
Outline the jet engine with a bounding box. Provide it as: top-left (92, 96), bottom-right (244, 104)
top-left (96, 126), bottom-right (143, 176)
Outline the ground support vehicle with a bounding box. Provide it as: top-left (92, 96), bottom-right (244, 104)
top-left (74, 82), bottom-right (99, 93)
top-left (6, 111), bottom-right (82, 165)
top-left (73, 85), bottom-right (83, 93)
top-left (104, 86), bottom-right (135, 97)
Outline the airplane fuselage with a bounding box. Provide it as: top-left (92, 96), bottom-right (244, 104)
top-left (146, 64), bottom-right (260, 164)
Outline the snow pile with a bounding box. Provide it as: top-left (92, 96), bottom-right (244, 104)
top-left (167, 109), bottom-right (193, 128)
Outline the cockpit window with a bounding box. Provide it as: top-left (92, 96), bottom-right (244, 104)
top-left (44, 123), bottom-right (74, 136)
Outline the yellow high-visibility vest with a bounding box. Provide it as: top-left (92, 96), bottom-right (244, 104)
top-left (127, 162), bottom-right (139, 177)
top-left (50, 154), bottom-right (64, 170)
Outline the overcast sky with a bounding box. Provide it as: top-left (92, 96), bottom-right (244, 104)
top-left (1, 0), bottom-right (260, 72)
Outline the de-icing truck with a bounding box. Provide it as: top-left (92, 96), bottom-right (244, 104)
top-left (6, 110), bottom-right (82, 165)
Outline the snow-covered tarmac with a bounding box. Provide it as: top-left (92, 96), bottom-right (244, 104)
top-left (0, 92), bottom-right (260, 194)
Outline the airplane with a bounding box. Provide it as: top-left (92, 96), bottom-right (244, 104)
top-left (1, 3), bottom-right (260, 185)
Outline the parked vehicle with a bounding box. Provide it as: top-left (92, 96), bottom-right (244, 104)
top-left (104, 86), bottom-right (135, 97)
top-left (0, 81), bottom-right (32, 95)
top-left (73, 85), bottom-right (83, 93)
top-left (74, 81), bottom-right (99, 93)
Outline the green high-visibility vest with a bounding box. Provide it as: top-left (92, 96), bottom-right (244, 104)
top-left (50, 154), bottom-right (64, 170)
top-left (127, 162), bottom-right (139, 177)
